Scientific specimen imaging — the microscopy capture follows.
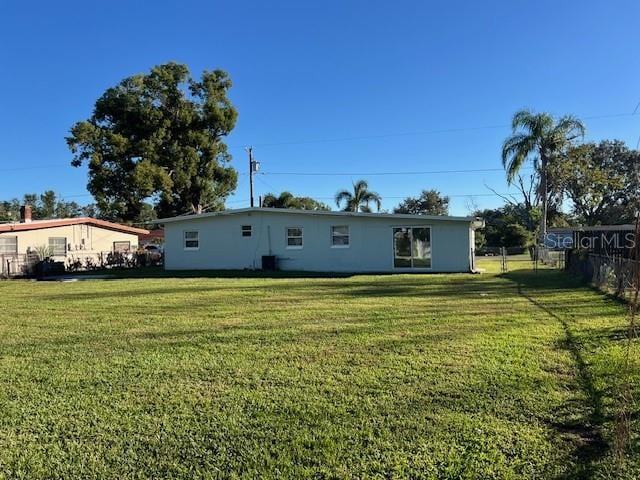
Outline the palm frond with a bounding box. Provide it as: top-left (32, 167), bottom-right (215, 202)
top-left (335, 190), bottom-right (353, 208)
top-left (501, 134), bottom-right (537, 184)
top-left (360, 191), bottom-right (382, 211)
top-left (555, 115), bottom-right (586, 140)
top-left (511, 109), bottom-right (534, 131)
top-left (511, 110), bottom-right (553, 138)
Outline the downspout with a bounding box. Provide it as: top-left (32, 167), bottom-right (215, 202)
top-left (471, 217), bottom-right (485, 273)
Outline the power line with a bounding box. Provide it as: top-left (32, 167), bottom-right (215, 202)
top-left (308, 192), bottom-right (525, 200)
top-left (258, 167), bottom-right (527, 177)
top-left (1, 109), bottom-right (637, 173)
top-left (228, 111), bottom-right (636, 149)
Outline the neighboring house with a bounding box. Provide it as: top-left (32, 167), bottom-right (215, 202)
top-left (139, 228), bottom-right (164, 246)
top-left (0, 206), bottom-right (149, 264)
top-left (546, 225), bottom-right (636, 256)
top-left (156, 208), bottom-right (483, 273)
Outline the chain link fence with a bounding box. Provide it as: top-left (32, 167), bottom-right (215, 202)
top-left (566, 250), bottom-right (638, 301)
top-left (475, 246), bottom-right (565, 273)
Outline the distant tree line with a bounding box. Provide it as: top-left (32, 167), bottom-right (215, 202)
top-left (0, 191), bottom-right (95, 222)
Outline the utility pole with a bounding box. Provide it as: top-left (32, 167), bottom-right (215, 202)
top-left (247, 147), bottom-right (260, 208)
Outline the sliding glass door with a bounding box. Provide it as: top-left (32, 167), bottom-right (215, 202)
top-left (393, 227), bottom-right (431, 268)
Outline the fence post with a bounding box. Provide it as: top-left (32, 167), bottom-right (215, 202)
top-left (501, 247), bottom-right (507, 273)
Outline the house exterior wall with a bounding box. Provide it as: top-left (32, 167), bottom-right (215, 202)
top-left (163, 210), bottom-right (473, 273)
top-left (0, 224), bottom-right (140, 261)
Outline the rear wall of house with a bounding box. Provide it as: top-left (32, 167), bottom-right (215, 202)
top-left (163, 211), bottom-right (472, 273)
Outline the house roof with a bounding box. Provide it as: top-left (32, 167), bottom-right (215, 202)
top-left (139, 229), bottom-right (164, 244)
top-left (0, 217), bottom-right (150, 235)
top-left (154, 207), bottom-right (478, 225)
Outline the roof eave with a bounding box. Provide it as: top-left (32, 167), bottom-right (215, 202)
top-left (152, 207), bottom-right (475, 224)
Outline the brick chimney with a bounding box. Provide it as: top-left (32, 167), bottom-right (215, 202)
top-left (20, 205), bottom-right (32, 223)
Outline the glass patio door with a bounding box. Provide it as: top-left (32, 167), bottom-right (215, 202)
top-left (393, 227), bottom-right (431, 268)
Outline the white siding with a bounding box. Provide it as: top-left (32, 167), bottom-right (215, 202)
top-left (163, 210), bottom-right (473, 273)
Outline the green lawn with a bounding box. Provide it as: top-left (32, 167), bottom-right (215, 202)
top-left (0, 268), bottom-right (638, 479)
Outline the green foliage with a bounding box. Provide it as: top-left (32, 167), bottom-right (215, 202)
top-left (550, 140), bottom-right (640, 225)
top-left (0, 191), bottom-right (88, 221)
top-left (261, 191), bottom-right (330, 210)
top-left (501, 223), bottom-right (531, 247)
top-left (0, 199), bottom-right (20, 222)
top-left (501, 110), bottom-right (585, 184)
top-left (394, 189), bottom-right (450, 215)
top-left (67, 62), bottom-right (238, 222)
top-left (0, 271), bottom-right (637, 477)
top-left (475, 205), bottom-right (535, 248)
top-left (501, 110), bottom-right (585, 240)
top-left (335, 180), bottom-right (381, 212)
top-left (33, 244), bottom-right (54, 260)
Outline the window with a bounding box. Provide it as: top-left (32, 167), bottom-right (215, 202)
top-left (0, 236), bottom-right (17, 255)
top-left (286, 227), bottom-right (303, 248)
top-left (241, 225), bottom-right (252, 237)
top-left (184, 231), bottom-right (199, 250)
top-left (331, 225), bottom-right (349, 247)
top-left (393, 227), bottom-right (431, 268)
top-left (48, 237), bottom-right (67, 256)
top-left (113, 241), bottom-right (131, 253)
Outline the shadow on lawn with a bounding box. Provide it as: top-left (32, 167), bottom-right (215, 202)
top-left (38, 276), bottom-right (519, 302)
top-left (504, 270), bottom-right (609, 479)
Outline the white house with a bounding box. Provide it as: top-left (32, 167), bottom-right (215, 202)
top-left (156, 208), bottom-right (482, 273)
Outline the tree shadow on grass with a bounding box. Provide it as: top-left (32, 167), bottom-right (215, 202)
top-left (503, 271), bottom-right (609, 479)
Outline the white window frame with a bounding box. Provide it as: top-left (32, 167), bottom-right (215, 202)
top-left (113, 241), bottom-right (131, 253)
top-left (391, 226), bottom-right (432, 270)
top-left (330, 225), bottom-right (350, 248)
top-left (184, 231), bottom-right (199, 251)
top-left (0, 236), bottom-right (18, 255)
top-left (286, 226), bottom-right (303, 249)
top-left (48, 237), bottom-right (67, 256)
top-left (241, 225), bottom-right (252, 237)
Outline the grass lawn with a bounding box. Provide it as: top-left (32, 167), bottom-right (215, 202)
top-left (0, 267), bottom-right (638, 478)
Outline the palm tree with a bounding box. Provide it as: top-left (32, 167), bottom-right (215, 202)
top-left (335, 180), bottom-right (382, 212)
top-left (501, 110), bottom-right (585, 243)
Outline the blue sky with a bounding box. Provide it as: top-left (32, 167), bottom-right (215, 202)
top-left (1, 0), bottom-right (639, 216)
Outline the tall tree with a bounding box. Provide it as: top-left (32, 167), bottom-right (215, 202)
top-left (67, 62), bottom-right (238, 222)
top-left (501, 110), bottom-right (585, 242)
top-left (39, 191), bottom-right (57, 218)
top-left (335, 180), bottom-right (381, 213)
top-left (261, 191), bottom-right (330, 210)
top-left (550, 140), bottom-right (640, 225)
top-left (394, 189), bottom-right (450, 215)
